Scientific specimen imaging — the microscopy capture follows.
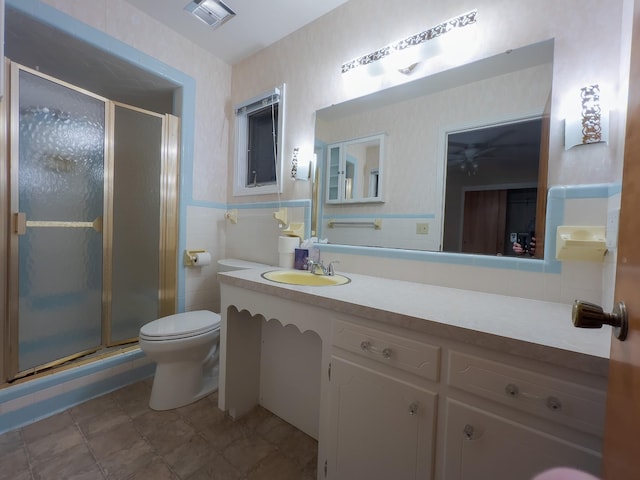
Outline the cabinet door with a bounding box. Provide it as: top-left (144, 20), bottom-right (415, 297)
top-left (443, 399), bottom-right (602, 480)
top-left (328, 356), bottom-right (437, 480)
top-left (326, 144), bottom-right (341, 202)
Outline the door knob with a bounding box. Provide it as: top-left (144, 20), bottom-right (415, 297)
top-left (572, 300), bottom-right (628, 341)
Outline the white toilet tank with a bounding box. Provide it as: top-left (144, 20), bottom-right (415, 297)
top-left (217, 258), bottom-right (270, 272)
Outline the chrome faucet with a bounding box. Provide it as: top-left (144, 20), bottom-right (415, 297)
top-left (307, 259), bottom-right (325, 275)
top-left (307, 259), bottom-right (339, 276)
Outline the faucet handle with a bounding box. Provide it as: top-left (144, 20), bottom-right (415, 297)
top-left (327, 260), bottom-right (339, 276)
top-left (307, 258), bottom-right (324, 274)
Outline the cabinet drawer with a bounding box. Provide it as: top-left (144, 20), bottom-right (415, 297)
top-left (443, 399), bottom-right (601, 480)
top-left (447, 351), bottom-right (606, 436)
top-left (332, 319), bottom-right (440, 381)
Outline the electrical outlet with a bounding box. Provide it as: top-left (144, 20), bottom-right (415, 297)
top-left (416, 223), bottom-right (429, 235)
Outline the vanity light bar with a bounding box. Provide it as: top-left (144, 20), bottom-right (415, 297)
top-left (341, 10), bottom-right (477, 74)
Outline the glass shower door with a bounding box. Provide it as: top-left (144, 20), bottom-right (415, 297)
top-left (11, 66), bottom-right (107, 375)
top-left (109, 104), bottom-right (164, 344)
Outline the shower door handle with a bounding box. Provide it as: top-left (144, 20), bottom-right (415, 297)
top-left (14, 213), bottom-right (103, 234)
top-left (14, 212), bottom-right (27, 235)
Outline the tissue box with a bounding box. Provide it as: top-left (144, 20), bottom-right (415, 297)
top-left (294, 248), bottom-right (309, 270)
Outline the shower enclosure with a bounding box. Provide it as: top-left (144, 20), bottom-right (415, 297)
top-left (4, 62), bottom-right (179, 381)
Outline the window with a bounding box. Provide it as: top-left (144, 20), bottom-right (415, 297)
top-left (233, 85), bottom-right (285, 196)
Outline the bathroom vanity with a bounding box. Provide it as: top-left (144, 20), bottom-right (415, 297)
top-left (218, 268), bottom-right (610, 480)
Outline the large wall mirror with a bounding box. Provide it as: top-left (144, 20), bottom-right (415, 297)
top-left (314, 39), bottom-right (553, 257)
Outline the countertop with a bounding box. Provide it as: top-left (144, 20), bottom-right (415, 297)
top-left (219, 268), bottom-right (612, 376)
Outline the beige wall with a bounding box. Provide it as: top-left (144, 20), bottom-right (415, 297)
top-left (38, 0), bottom-right (632, 308)
top-left (42, 0), bottom-right (232, 206)
top-left (231, 0), bottom-right (628, 200)
top-left (39, 0), bottom-right (233, 312)
top-left (230, 0), bottom-right (631, 306)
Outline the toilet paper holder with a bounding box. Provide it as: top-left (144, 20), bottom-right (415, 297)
top-left (184, 249), bottom-right (208, 266)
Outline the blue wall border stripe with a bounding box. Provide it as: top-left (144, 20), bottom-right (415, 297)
top-left (317, 184), bottom-right (614, 274)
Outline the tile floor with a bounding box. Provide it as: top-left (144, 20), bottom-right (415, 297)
top-left (0, 379), bottom-right (318, 480)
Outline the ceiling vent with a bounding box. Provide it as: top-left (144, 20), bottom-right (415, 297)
top-left (184, 0), bottom-right (236, 29)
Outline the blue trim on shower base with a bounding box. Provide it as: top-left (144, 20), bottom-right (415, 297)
top-left (0, 348), bottom-right (154, 435)
top-left (0, 349), bottom-right (147, 403)
top-left (0, 364), bottom-right (154, 435)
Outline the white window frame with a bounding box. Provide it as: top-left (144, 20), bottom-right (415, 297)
top-left (233, 84), bottom-right (285, 196)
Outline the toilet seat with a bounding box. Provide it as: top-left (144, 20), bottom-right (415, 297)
top-left (140, 310), bottom-right (220, 341)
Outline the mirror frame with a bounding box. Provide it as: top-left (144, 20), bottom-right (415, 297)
top-left (313, 40), bottom-right (553, 260)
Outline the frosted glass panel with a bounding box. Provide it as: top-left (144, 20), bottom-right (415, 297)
top-left (18, 70), bottom-right (105, 371)
top-left (110, 105), bottom-right (162, 343)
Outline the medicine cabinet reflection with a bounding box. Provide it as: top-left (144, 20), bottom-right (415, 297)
top-left (325, 134), bottom-right (384, 204)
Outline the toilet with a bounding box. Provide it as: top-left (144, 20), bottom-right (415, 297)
top-left (139, 310), bottom-right (221, 411)
top-left (139, 258), bottom-right (270, 411)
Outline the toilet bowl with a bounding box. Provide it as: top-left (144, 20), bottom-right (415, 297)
top-left (139, 310), bottom-right (221, 411)
top-left (140, 259), bottom-right (270, 411)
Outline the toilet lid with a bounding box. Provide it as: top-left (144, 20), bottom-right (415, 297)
top-left (139, 310), bottom-right (220, 340)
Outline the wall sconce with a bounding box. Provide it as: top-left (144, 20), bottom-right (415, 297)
top-left (341, 10), bottom-right (477, 76)
top-left (564, 84), bottom-right (609, 149)
top-left (291, 147), bottom-right (313, 181)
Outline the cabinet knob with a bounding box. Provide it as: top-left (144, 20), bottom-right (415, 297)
top-left (408, 402), bottom-right (419, 416)
top-left (504, 383), bottom-right (519, 397)
top-left (546, 396), bottom-right (562, 411)
top-left (463, 424), bottom-right (477, 440)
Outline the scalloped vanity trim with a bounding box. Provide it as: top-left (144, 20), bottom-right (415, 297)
top-left (227, 305), bottom-right (322, 337)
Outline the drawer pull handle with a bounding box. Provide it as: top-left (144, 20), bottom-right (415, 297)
top-left (360, 340), bottom-right (392, 359)
top-left (505, 383), bottom-right (519, 397)
top-left (546, 396), bottom-right (562, 411)
top-left (408, 402), bottom-right (419, 416)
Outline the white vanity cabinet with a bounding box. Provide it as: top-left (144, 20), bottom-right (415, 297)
top-left (443, 399), bottom-right (602, 480)
top-left (325, 317), bottom-right (606, 480)
top-left (218, 269), bottom-right (610, 480)
top-left (327, 357), bottom-right (437, 479)
top-left (441, 350), bottom-right (605, 479)
top-left (326, 318), bottom-right (440, 479)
